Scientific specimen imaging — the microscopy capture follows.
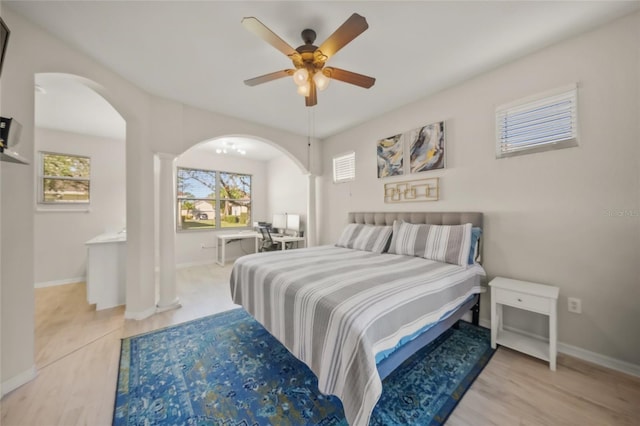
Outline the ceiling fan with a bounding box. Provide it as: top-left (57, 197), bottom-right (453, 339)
top-left (242, 13), bottom-right (376, 107)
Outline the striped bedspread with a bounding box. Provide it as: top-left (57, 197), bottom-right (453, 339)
top-left (230, 245), bottom-right (485, 426)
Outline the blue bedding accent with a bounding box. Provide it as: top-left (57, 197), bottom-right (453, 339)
top-left (375, 295), bottom-right (475, 364)
top-left (469, 227), bottom-right (482, 264)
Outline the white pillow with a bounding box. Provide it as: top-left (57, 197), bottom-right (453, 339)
top-left (388, 221), bottom-right (472, 266)
top-left (336, 224), bottom-right (392, 254)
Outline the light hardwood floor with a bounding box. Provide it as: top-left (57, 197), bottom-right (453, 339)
top-left (2, 263), bottom-right (639, 426)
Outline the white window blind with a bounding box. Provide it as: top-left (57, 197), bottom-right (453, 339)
top-left (333, 152), bottom-right (355, 183)
top-left (496, 85), bottom-right (578, 158)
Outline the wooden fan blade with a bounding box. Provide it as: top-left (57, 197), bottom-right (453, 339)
top-left (305, 79), bottom-right (317, 107)
top-left (242, 17), bottom-right (297, 57)
top-left (324, 67), bottom-right (376, 88)
top-left (317, 13), bottom-right (368, 59)
top-left (244, 70), bottom-right (294, 86)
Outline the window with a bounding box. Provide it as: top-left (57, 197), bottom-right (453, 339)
top-left (219, 172), bottom-right (251, 227)
top-left (40, 152), bottom-right (91, 203)
top-left (333, 151), bottom-right (355, 183)
top-left (496, 85), bottom-right (578, 159)
top-left (177, 168), bottom-right (216, 230)
top-left (177, 167), bottom-right (251, 231)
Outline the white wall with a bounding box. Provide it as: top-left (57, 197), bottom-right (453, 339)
top-left (175, 148), bottom-right (267, 266)
top-left (266, 155), bottom-right (308, 234)
top-left (34, 128), bottom-right (126, 285)
top-left (321, 12), bottom-right (640, 366)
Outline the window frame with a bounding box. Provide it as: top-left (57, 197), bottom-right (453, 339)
top-left (38, 151), bottom-right (91, 205)
top-left (496, 84), bottom-right (579, 159)
top-left (333, 151), bottom-right (356, 183)
top-left (176, 166), bottom-right (252, 232)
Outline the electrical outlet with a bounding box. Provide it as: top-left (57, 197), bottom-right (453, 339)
top-left (568, 297), bottom-right (582, 314)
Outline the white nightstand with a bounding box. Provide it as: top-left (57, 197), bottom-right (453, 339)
top-left (490, 277), bottom-right (560, 370)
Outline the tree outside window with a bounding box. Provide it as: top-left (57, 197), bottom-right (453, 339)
top-left (177, 167), bottom-right (252, 231)
top-left (219, 172), bottom-right (251, 228)
top-left (40, 152), bottom-right (91, 203)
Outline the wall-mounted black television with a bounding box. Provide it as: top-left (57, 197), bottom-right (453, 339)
top-left (0, 17), bottom-right (9, 78)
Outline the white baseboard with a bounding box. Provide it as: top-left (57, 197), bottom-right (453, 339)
top-left (124, 306), bottom-right (156, 320)
top-left (479, 319), bottom-right (640, 377)
top-left (156, 299), bottom-right (182, 313)
top-left (558, 341), bottom-right (640, 378)
top-left (34, 276), bottom-right (85, 288)
top-left (176, 259), bottom-right (216, 269)
top-left (1, 365), bottom-right (37, 397)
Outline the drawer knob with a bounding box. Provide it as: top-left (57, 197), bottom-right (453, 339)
top-left (517, 298), bottom-right (522, 302)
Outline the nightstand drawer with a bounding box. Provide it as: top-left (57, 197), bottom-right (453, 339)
top-left (494, 288), bottom-right (550, 314)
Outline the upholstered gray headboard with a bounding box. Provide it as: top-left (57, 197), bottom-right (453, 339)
top-left (348, 211), bottom-right (483, 228)
top-left (348, 211), bottom-right (484, 263)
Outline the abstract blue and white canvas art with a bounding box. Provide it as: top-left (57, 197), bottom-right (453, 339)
top-left (409, 121), bottom-right (445, 173)
top-left (377, 133), bottom-right (404, 178)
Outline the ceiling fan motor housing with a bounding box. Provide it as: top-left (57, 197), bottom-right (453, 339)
top-left (293, 29), bottom-right (325, 74)
top-left (301, 29), bottom-right (316, 45)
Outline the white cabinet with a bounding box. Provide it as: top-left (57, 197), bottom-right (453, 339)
top-left (490, 277), bottom-right (560, 370)
top-left (86, 232), bottom-right (126, 310)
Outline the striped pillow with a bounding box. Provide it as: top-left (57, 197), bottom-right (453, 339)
top-left (336, 224), bottom-right (393, 254)
top-left (388, 221), bottom-right (473, 266)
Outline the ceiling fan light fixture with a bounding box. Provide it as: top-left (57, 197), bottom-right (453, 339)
top-left (293, 68), bottom-right (309, 86)
top-left (313, 71), bottom-right (330, 91)
top-left (297, 82), bottom-right (311, 96)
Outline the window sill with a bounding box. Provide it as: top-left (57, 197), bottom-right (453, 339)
top-left (177, 226), bottom-right (253, 233)
top-left (36, 205), bottom-right (91, 213)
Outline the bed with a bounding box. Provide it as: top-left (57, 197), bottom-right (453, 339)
top-left (230, 211), bottom-right (485, 426)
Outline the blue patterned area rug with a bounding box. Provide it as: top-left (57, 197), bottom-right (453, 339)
top-left (114, 308), bottom-right (494, 426)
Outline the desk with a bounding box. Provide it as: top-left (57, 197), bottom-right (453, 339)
top-left (271, 235), bottom-right (306, 250)
top-left (216, 232), bottom-right (260, 266)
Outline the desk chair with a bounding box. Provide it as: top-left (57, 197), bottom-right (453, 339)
top-left (258, 227), bottom-right (281, 252)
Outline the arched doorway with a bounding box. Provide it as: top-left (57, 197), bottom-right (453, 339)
top-left (152, 133), bottom-right (312, 315)
top-left (33, 72), bottom-right (127, 369)
top-left (176, 134), bottom-right (308, 257)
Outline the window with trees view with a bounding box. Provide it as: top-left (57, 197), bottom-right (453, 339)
top-left (40, 152), bottom-right (91, 203)
top-left (177, 167), bottom-right (251, 231)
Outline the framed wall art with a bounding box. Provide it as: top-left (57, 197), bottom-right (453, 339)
top-left (384, 177), bottom-right (439, 203)
top-left (409, 121), bottom-right (445, 173)
top-left (376, 120), bottom-right (445, 178)
top-left (376, 133), bottom-right (404, 178)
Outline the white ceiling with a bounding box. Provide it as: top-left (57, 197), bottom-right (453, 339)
top-left (196, 136), bottom-right (284, 162)
top-left (35, 73), bottom-right (126, 141)
top-left (8, 1), bottom-right (640, 140)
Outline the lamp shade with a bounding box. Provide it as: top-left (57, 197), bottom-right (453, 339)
top-left (296, 82), bottom-right (311, 96)
top-left (313, 71), bottom-right (330, 91)
top-left (293, 68), bottom-right (309, 86)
